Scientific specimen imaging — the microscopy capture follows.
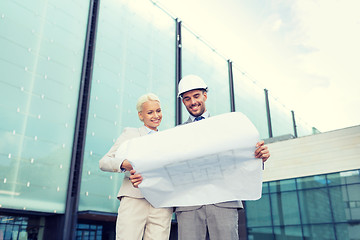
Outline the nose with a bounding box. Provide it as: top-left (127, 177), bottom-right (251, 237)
top-left (190, 97), bottom-right (197, 105)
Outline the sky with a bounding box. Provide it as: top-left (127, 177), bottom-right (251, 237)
top-left (154, 0), bottom-right (360, 133)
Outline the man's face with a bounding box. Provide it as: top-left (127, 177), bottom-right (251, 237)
top-left (182, 89), bottom-right (207, 117)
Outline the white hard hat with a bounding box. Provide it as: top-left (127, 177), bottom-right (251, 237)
top-left (178, 75), bottom-right (208, 97)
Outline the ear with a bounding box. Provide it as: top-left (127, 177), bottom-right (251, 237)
top-left (203, 91), bottom-right (207, 101)
top-left (138, 111), bottom-right (144, 121)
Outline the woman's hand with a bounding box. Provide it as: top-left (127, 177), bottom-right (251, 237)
top-left (129, 170), bottom-right (143, 188)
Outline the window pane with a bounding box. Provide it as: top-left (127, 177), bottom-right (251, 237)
top-left (181, 26), bottom-right (230, 122)
top-left (296, 175), bottom-right (327, 190)
top-left (247, 227), bottom-right (273, 240)
top-left (328, 170), bottom-right (360, 186)
top-left (78, 0), bottom-right (176, 212)
top-left (0, 215), bottom-right (45, 240)
top-left (279, 179), bottom-right (296, 192)
top-left (232, 66), bottom-right (268, 139)
top-left (329, 186), bottom-right (348, 222)
top-left (298, 188), bottom-right (332, 224)
top-left (271, 192), bottom-right (301, 225)
top-left (335, 223), bottom-right (360, 240)
top-left (347, 184), bottom-right (360, 221)
top-left (246, 194), bottom-right (272, 227)
top-left (340, 170), bottom-right (360, 184)
top-left (269, 180), bottom-right (296, 193)
top-left (269, 181), bottom-right (279, 193)
top-left (269, 96), bottom-right (293, 138)
top-left (0, 0), bottom-right (89, 213)
top-left (262, 182), bottom-right (269, 194)
top-left (327, 172), bottom-right (344, 186)
top-left (274, 226), bottom-right (302, 240)
top-left (295, 117), bottom-right (313, 137)
top-left (302, 224), bottom-right (335, 240)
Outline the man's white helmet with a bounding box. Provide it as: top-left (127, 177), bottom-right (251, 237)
top-left (178, 75), bottom-right (208, 98)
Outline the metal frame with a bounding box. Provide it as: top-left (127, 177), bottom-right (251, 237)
top-left (62, 0), bottom-right (100, 239)
top-left (175, 18), bottom-right (182, 126)
top-left (227, 60), bottom-right (236, 112)
top-left (291, 110), bottom-right (298, 138)
top-left (264, 89), bottom-right (273, 138)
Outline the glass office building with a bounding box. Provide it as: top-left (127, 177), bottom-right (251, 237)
top-left (1, 0), bottom-right (358, 239)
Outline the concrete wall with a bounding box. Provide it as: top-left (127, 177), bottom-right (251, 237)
top-left (262, 125), bottom-right (360, 182)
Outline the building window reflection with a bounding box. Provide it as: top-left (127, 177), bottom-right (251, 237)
top-left (246, 170), bottom-right (360, 240)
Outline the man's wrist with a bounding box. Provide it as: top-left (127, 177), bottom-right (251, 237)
top-left (120, 160), bottom-right (127, 172)
top-left (120, 159), bottom-right (132, 172)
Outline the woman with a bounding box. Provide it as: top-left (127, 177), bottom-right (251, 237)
top-left (99, 93), bottom-right (173, 240)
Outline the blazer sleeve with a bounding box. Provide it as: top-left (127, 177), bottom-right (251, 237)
top-left (99, 128), bottom-right (132, 173)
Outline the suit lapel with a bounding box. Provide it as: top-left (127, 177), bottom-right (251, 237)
top-left (139, 125), bottom-right (148, 136)
top-left (183, 117), bottom-right (192, 125)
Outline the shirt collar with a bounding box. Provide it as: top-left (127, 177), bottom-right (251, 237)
top-left (189, 111), bottom-right (209, 122)
top-left (144, 126), bottom-right (158, 134)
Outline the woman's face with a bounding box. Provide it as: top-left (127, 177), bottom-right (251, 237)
top-left (138, 100), bottom-right (162, 131)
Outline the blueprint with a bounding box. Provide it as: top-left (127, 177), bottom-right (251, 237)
top-left (115, 112), bottom-right (263, 208)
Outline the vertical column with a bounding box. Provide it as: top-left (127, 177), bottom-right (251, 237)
top-left (62, 0), bottom-right (100, 239)
top-left (264, 89), bottom-right (273, 138)
top-left (325, 174), bottom-right (338, 240)
top-left (291, 110), bottom-right (298, 138)
top-left (175, 18), bottom-right (182, 126)
top-left (231, 61), bottom-right (245, 239)
top-left (227, 60), bottom-right (235, 112)
top-left (294, 179), bottom-right (305, 239)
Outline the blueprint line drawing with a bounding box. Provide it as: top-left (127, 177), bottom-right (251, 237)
top-left (164, 149), bottom-right (248, 186)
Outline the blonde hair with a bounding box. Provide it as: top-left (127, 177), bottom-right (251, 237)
top-left (136, 93), bottom-right (161, 112)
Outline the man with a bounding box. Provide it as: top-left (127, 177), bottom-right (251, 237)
top-left (175, 74), bottom-right (270, 240)
top-left (130, 75), bottom-right (270, 240)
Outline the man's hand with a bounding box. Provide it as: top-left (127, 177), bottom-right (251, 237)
top-left (129, 170), bottom-right (143, 188)
top-left (255, 140), bottom-right (270, 162)
top-left (120, 159), bottom-right (133, 171)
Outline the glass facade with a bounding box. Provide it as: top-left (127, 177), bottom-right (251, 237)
top-left (0, 0), bottom-right (90, 213)
top-left (246, 170), bottom-right (360, 240)
top-left (181, 26), bottom-right (231, 122)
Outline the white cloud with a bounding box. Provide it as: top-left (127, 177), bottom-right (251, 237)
top-left (272, 18), bottom-right (283, 31)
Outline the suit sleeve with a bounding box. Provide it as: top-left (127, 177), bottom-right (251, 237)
top-left (99, 128), bottom-right (132, 173)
